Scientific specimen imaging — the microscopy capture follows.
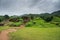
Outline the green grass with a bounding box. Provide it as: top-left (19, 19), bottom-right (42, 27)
top-left (0, 26), bottom-right (9, 32)
top-left (10, 27), bottom-right (60, 40)
top-left (25, 18), bottom-right (57, 27)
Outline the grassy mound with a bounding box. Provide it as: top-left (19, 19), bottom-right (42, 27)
top-left (25, 18), bottom-right (57, 28)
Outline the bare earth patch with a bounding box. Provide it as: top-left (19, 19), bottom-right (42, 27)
top-left (0, 25), bottom-right (25, 40)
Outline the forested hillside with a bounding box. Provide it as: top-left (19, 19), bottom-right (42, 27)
top-left (0, 10), bottom-right (60, 27)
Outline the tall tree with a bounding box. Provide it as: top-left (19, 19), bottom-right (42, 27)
top-left (4, 15), bottom-right (9, 20)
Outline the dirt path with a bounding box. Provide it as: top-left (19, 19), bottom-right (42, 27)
top-left (0, 25), bottom-right (25, 40)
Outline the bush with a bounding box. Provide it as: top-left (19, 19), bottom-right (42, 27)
top-left (33, 21), bottom-right (36, 24)
top-left (56, 23), bottom-right (59, 25)
top-left (9, 24), bottom-right (20, 27)
top-left (25, 21), bottom-right (34, 27)
top-left (9, 18), bottom-right (20, 22)
top-left (0, 16), bottom-right (4, 22)
top-left (0, 23), bottom-right (4, 26)
top-left (9, 22), bottom-right (22, 27)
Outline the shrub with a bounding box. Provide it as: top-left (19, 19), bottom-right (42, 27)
top-left (9, 22), bottom-right (22, 27)
top-left (9, 18), bottom-right (20, 22)
top-left (0, 23), bottom-right (4, 26)
top-left (33, 21), bottom-right (36, 24)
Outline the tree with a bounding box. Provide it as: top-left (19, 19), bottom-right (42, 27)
top-left (4, 15), bottom-right (9, 20)
top-left (40, 13), bottom-right (53, 22)
top-left (44, 16), bottom-right (53, 22)
top-left (52, 10), bottom-right (60, 17)
top-left (0, 16), bottom-right (4, 22)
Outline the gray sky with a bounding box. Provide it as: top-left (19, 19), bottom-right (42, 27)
top-left (0, 0), bottom-right (60, 16)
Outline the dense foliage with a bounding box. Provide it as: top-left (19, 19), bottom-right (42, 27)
top-left (0, 10), bottom-right (60, 27)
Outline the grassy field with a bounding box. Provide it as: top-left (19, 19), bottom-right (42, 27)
top-left (10, 27), bottom-right (60, 40)
top-left (0, 26), bottom-right (9, 32)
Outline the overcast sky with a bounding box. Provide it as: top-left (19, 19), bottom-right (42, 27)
top-left (0, 0), bottom-right (60, 16)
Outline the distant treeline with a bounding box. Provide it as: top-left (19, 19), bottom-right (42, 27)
top-left (0, 10), bottom-right (60, 27)
top-left (0, 10), bottom-right (60, 22)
